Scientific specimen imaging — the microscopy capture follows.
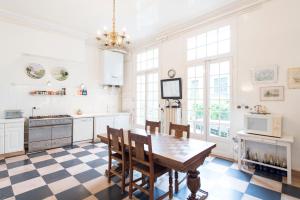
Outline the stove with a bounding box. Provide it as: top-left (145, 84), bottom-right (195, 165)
top-left (29, 115), bottom-right (73, 127)
top-left (27, 115), bottom-right (73, 152)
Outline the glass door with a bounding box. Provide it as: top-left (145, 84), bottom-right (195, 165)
top-left (187, 58), bottom-right (233, 158)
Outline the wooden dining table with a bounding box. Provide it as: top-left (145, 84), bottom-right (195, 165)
top-left (97, 128), bottom-right (216, 200)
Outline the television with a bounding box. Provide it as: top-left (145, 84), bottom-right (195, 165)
top-left (160, 78), bottom-right (182, 99)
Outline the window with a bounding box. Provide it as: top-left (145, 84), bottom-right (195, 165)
top-left (187, 25), bottom-right (231, 61)
top-left (136, 48), bottom-right (159, 125)
top-left (187, 25), bottom-right (231, 138)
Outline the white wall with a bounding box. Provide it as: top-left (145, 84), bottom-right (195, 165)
top-left (123, 0), bottom-right (300, 170)
top-left (0, 20), bottom-right (121, 117)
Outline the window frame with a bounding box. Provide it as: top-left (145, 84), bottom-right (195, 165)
top-left (135, 48), bottom-right (160, 126)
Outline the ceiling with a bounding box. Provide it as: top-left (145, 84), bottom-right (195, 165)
top-left (0, 0), bottom-right (239, 41)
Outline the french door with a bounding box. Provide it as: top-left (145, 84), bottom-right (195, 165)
top-left (187, 58), bottom-right (233, 158)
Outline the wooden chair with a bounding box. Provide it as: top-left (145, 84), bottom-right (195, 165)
top-left (145, 120), bottom-right (161, 134)
top-left (128, 131), bottom-right (173, 200)
top-left (107, 126), bottom-right (127, 194)
top-left (169, 122), bottom-right (190, 193)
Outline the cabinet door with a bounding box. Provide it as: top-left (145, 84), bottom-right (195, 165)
top-left (94, 116), bottom-right (114, 135)
top-left (73, 118), bottom-right (94, 142)
top-left (0, 124), bottom-right (4, 154)
top-left (52, 125), bottom-right (72, 139)
top-left (103, 50), bottom-right (124, 85)
top-left (114, 115), bottom-right (130, 130)
top-left (5, 124), bottom-right (24, 153)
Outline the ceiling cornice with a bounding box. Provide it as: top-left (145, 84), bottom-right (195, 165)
top-left (0, 9), bottom-right (89, 40)
top-left (132, 0), bottom-right (271, 50)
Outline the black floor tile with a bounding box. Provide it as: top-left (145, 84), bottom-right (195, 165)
top-left (86, 158), bottom-right (107, 168)
top-left (7, 159), bottom-right (32, 169)
top-left (211, 157), bottom-right (233, 167)
top-left (51, 151), bottom-right (70, 158)
top-left (55, 185), bottom-right (91, 200)
top-left (82, 144), bottom-right (98, 150)
top-left (282, 183), bottom-right (300, 199)
top-left (42, 169), bottom-right (71, 184)
top-left (74, 169), bottom-right (101, 183)
top-left (15, 185), bottom-right (53, 200)
top-left (73, 151), bottom-right (91, 158)
top-left (94, 184), bottom-right (128, 200)
top-left (95, 151), bottom-right (108, 158)
top-left (0, 170), bottom-right (8, 179)
top-left (246, 183), bottom-right (281, 200)
top-left (226, 168), bottom-right (252, 182)
top-left (27, 151), bottom-right (48, 158)
top-left (33, 159), bottom-right (57, 169)
top-left (0, 186), bottom-right (14, 199)
top-left (60, 159), bottom-right (82, 168)
top-left (10, 170), bottom-right (40, 184)
top-left (254, 169), bottom-right (283, 182)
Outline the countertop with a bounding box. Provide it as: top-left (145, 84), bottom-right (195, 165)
top-left (0, 118), bottom-right (25, 124)
top-left (71, 112), bottom-right (130, 119)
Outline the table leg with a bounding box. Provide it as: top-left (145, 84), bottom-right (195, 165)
top-left (187, 170), bottom-right (200, 200)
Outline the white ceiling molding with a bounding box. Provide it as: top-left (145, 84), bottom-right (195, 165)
top-left (0, 9), bottom-right (89, 40)
top-left (132, 0), bottom-right (271, 50)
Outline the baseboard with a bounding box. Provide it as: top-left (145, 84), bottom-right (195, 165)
top-left (1, 150), bottom-right (25, 159)
top-left (210, 153), bottom-right (235, 162)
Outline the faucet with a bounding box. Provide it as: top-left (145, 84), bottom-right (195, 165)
top-left (32, 107), bottom-right (37, 117)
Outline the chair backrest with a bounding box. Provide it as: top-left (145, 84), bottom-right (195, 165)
top-left (169, 122), bottom-right (190, 138)
top-left (107, 126), bottom-right (125, 156)
top-left (128, 131), bottom-right (154, 174)
top-left (145, 120), bottom-right (161, 134)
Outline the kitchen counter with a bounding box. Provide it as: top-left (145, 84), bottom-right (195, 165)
top-left (0, 118), bottom-right (25, 123)
top-left (71, 112), bottom-right (130, 119)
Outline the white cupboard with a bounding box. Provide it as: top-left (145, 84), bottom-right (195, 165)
top-left (73, 117), bottom-right (94, 142)
top-left (0, 124), bottom-right (4, 154)
top-left (94, 116), bottom-right (114, 135)
top-left (0, 119), bottom-right (24, 155)
top-left (94, 114), bottom-right (130, 135)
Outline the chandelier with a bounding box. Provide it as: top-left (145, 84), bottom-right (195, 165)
top-left (96, 0), bottom-right (130, 54)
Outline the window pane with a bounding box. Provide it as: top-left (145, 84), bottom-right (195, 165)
top-left (208, 61), bottom-right (231, 138)
top-left (207, 43), bottom-right (218, 56)
top-left (219, 26), bottom-right (230, 41)
top-left (187, 49), bottom-right (196, 61)
top-left (187, 37), bottom-right (196, 49)
top-left (197, 33), bottom-right (206, 46)
top-left (196, 46), bottom-right (206, 59)
top-left (207, 30), bottom-right (218, 44)
top-left (218, 40), bottom-right (230, 54)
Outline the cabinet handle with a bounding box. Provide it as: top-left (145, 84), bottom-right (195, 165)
top-left (112, 75), bottom-right (118, 78)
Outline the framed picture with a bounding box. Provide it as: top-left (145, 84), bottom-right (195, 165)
top-left (260, 86), bottom-right (284, 101)
top-left (253, 65), bottom-right (278, 84)
top-left (288, 67), bottom-right (300, 89)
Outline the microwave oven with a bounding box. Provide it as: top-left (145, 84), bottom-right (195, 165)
top-left (244, 113), bottom-right (282, 137)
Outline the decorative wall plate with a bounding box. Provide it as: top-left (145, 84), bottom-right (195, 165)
top-left (25, 63), bottom-right (45, 79)
top-left (52, 67), bottom-right (69, 81)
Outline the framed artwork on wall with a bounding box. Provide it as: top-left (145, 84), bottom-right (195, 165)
top-left (288, 67), bottom-right (300, 89)
top-left (252, 65), bottom-right (278, 84)
top-left (260, 86), bottom-right (284, 101)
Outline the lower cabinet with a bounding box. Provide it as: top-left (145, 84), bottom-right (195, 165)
top-left (73, 118), bottom-right (94, 142)
top-left (0, 121), bottom-right (24, 154)
top-left (94, 114), bottom-right (130, 135)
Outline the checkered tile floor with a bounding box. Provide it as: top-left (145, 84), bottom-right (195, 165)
top-left (0, 142), bottom-right (300, 200)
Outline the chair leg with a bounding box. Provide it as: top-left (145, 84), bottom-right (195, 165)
top-left (175, 171), bottom-right (179, 193)
top-left (169, 170), bottom-right (173, 199)
top-left (149, 176), bottom-right (155, 200)
top-left (121, 164), bottom-right (125, 194)
top-left (108, 157), bottom-right (112, 183)
top-left (129, 168), bottom-right (133, 199)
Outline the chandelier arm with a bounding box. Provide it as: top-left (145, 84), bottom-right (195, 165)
top-left (112, 0), bottom-right (116, 33)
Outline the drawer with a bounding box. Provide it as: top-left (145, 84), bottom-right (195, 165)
top-left (5, 122), bottom-right (24, 129)
top-left (52, 125), bottom-right (72, 139)
top-left (29, 140), bottom-right (51, 152)
top-left (51, 137), bottom-right (72, 148)
top-left (29, 127), bottom-right (52, 142)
